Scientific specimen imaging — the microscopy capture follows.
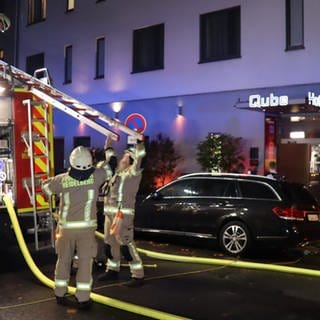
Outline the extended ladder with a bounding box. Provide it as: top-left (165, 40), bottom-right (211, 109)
top-left (22, 99), bottom-right (54, 250)
top-left (0, 59), bottom-right (144, 141)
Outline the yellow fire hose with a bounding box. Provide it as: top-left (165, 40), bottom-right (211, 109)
top-left (2, 195), bottom-right (190, 320)
top-left (96, 232), bottom-right (320, 277)
top-left (5, 194), bottom-right (320, 319)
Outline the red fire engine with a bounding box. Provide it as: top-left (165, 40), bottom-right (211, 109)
top-left (0, 60), bottom-right (143, 250)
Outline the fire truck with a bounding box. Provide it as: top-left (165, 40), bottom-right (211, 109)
top-left (0, 60), bottom-right (143, 250)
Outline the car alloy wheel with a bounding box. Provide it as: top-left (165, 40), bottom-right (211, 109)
top-left (220, 221), bottom-right (250, 256)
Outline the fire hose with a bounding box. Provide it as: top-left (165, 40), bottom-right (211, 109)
top-left (4, 194), bottom-right (320, 319)
top-left (2, 195), bottom-right (189, 320)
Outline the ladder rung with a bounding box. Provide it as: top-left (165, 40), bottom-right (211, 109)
top-left (27, 227), bottom-right (52, 234)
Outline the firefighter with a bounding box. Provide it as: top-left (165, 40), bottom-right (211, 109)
top-left (42, 146), bottom-right (108, 309)
top-left (95, 142), bottom-right (117, 265)
top-left (98, 141), bottom-right (145, 287)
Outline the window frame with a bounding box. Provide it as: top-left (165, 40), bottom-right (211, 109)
top-left (199, 6), bottom-right (241, 63)
top-left (132, 23), bottom-right (165, 74)
top-left (27, 0), bottom-right (47, 25)
top-left (285, 0), bottom-right (304, 51)
top-left (64, 45), bottom-right (73, 84)
top-left (95, 37), bottom-right (105, 79)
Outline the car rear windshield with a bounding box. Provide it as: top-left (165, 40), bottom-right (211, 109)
top-left (281, 183), bottom-right (318, 207)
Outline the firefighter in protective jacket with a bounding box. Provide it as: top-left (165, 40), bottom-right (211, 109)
top-left (42, 146), bottom-right (108, 309)
top-left (98, 141), bottom-right (145, 287)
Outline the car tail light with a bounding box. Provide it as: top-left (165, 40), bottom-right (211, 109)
top-left (272, 207), bottom-right (305, 221)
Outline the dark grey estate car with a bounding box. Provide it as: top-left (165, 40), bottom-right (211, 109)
top-left (135, 173), bottom-right (320, 256)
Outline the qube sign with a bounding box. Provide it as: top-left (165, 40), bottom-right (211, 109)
top-left (249, 91), bottom-right (320, 109)
top-left (249, 93), bottom-right (289, 108)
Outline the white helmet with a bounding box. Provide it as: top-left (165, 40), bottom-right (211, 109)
top-left (69, 146), bottom-right (93, 171)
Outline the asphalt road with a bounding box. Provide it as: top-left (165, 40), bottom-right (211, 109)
top-left (1, 237), bottom-right (320, 320)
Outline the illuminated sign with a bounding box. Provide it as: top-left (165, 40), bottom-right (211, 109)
top-left (249, 93), bottom-right (289, 108)
top-left (248, 91), bottom-right (320, 109)
top-left (308, 92), bottom-right (320, 107)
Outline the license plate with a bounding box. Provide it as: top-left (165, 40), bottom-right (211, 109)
top-left (307, 214), bottom-right (319, 222)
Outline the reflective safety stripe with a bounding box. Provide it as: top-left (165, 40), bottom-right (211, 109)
top-left (137, 149), bottom-right (146, 158)
top-left (42, 183), bottom-right (53, 196)
top-left (59, 220), bottom-right (97, 229)
top-left (128, 242), bottom-right (141, 260)
top-left (118, 176), bottom-right (125, 203)
top-left (61, 192), bottom-right (70, 221)
top-left (107, 260), bottom-right (120, 269)
top-left (104, 206), bottom-right (134, 215)
top-left (55, 279), bottom-right (69, 288)
top-left (84, 189), bottom-right (95, 221)
top-left (76, 281), bottom-right (92, 291)
top-left (129, 262), bottom-right (144, 270)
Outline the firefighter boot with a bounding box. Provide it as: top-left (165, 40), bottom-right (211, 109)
top-left (125, 277), bottom-right (144, 288)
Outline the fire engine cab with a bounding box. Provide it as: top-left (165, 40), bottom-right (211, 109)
top-left (0, 60), bottom-right (143, 250)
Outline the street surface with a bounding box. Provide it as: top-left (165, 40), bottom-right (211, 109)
top-left (1, 237), bottom-right (320, 320)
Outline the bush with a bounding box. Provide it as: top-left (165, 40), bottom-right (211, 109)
top-left (139, 134), bottom-right (181, 194)
top-left (196, 133), bottom-right (244, 173)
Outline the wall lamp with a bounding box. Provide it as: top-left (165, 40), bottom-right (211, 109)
top-left (111, 101), bottom-right (123, 120)
top-left (177, 100), bottom-right (184, 117)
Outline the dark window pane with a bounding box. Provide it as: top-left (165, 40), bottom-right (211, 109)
top-left (282, 183), bottom-right (317, 206)
top-left (286, 0), bottom-right (304, 50)
top-left (132, 23), bottom-right (164, 73)
top-left (73, 136), bottom-right (91, 148)
top-left (200, 6), bottom-right (240, 62)
top-left (193, 178), bottom-right (230, 197)
top-left (64, 45), bottom-right (72, 84)
top-left (95, 37), bottom-right (105, 78)
top-left (28, 0), bottom-right (46, 24)
top-left (238, 181), bottom-right (277, 200)
top-left (159, 180), bottom-right (196, 197)
top-left (26, 52), bottom-right (44, 75)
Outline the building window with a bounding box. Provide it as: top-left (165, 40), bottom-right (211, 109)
top-left (28, 0), bottom-right (46, 25)
top-left (199, 6), bottom-right (241, 63)
top-left (64, 45), bottom-right (72, 84)
top-left (132, 23), bottom-right (164, 73)
top-left (0, 49), bottom-right (4, 60)
top-left (95, 37), bottom-right (105, 79)
top-left (286, 0), bottom-right (304, 50)
top-left (66, 0), bottom-right (75, 12)
top-left (26, 53), bottom-right (44, 75)
top-left (73, 136), bottom-right (91, 148)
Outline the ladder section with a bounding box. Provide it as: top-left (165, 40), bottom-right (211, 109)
top-left (22, 99), bottom-right (55, 250)
top-left (0, 59), bottom-right (144, 141)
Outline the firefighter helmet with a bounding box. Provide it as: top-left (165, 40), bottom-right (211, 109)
top-left (69, 146), bottom-right (93, 170)
top-left (0, 13), bottom-right (10, 33)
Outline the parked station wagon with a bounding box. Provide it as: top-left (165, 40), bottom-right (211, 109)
top-left (135, 173), bottom-right (320, 256)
